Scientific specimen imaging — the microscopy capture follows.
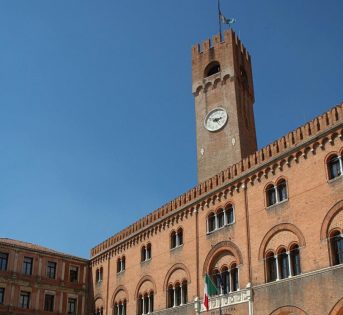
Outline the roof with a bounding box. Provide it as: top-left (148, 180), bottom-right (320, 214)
top-left (0, 238), bottom-right (89, 262)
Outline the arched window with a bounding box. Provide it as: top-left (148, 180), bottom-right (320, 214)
top-left (141, 246), bottom-right (146, 262)
top-left (138, 292), bottom-right (153, 315)
top-left (266, 184), bottom-right (276, 207)
top-left (141, 244), bottom-right (152, 262)
top-left (266, 252), bottom-right (277, 282)
top-left (208, 213), bottom-right (216, 232)
top-left (167, 285), bottom-right (174, 308)
top-left (221, 266), bottom-right (230, 294)
top-left (230, 263), bottom-right (239, 292)
top-left (266, 180), bottom-right (288, 207)
top-left (171, 228), bottom-right (184, 249)
top-left (327, 154), bottom-right (342, 179)
top-left (170, 231), bottom-right (177, 249)
top-left (117, 256), bottom-right (125, 273)
top-left (277, 179), bottom-right (288, 202)
top-left (217, 209), bottom-right (225, 228)
top-left (96, 267), bottom-right (103, 283)
top-left (177, 228), bottom-right (183, 246)
top-left (114, 300), bottom-right (126, 315)
top-left (265, 243), bottom-right (301, 282)
top-left (146, 243), bottom-right (151, 260)
top-left (278, 248), bottom-right (289, 279)
top-left (95, 307), bottom-right (103, 315)
top-left (207, 206), bottom-right (235, 233)
top-left (167, 281), bottom-right (188, 308)
top-left (330, 230), bottom-right (343, 265)
top-left (290, 244), bottom-right (301, 276)
top-left (204, 61), bottom-right (221, 77)
top-left (210, 264), bottom-right (239, 294)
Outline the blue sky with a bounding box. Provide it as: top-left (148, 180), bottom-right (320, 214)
top-left (0, 1), bottom-right (342, 258)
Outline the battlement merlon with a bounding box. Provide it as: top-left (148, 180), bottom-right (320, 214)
top-left (191, 29), bottom-right (251, 62)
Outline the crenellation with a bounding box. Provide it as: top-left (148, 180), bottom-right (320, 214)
top-left (90, 103), bottom-right (343, 257)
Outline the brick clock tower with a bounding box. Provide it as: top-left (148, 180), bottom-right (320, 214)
top-left (192, 29), bottom-right (257, 182)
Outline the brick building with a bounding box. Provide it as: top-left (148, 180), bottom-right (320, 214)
top-left (0, 238), bottom-right (89, 315)
top-left (89, 30), bottom-right (343, 315)
top-left (0, 29), bottom-right (342, 315)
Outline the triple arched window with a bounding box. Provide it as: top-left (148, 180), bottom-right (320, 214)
top-left (207, 204), bottom-right (235, 233)
top-left (117, 256), bottom-right (126, 273)
top-left (330, 229), bottom-right (343, 265)
top-left (170, 228), bottom-right (183, 249)
top-left (167, 280), bottom-right (188, 308)
top-left (141, 243), bottom-right (152, 262)
top-left (327, 154), bottom-right (342, 180)
top-left (137, 291), bottom-right (154, 315)
top-left (114, 300), bottom-right (127, 315)
top-left (95, 267), bottom-right (103, 283)
top-left (265, 244), bottom-right (301, 282)
top-left (211, 263), bottom-right (239, 294)
top-left (266, 179), bottom-right (288, 207)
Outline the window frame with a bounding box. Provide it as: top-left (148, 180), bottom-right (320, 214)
top-left (69, 265), bottom-right (79, 283)
top-left (0, 287), bottom-right (4, 304)
top-left (0, 252), bottom-right (8, 271)
top-left (67, 297), bottom-right (77, 315)
top-left (44, 294), bottom-right (55, 312)
top-left (327, 154), bottom-right (342, 180)
top-left (47, 261), bottom-right (57, 279)
top-left (23, 257), bottom-right (33, 276)
top-left (19, 291), bottom-right (30, 309)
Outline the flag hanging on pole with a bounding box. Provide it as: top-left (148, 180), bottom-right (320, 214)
top-left (219, 11), bottom-right (236, 26)
top-left (203, 274), bottom-right (218, 311)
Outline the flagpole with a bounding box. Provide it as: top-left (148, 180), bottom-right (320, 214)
top-left (217, 0), bottom-right (222, 39)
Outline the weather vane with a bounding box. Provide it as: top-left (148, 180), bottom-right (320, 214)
top-left (217, 0), bottom-right (236, 37)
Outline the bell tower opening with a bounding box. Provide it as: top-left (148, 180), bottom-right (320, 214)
top-left (204, 61), bottom-right (221, 77)
top-left (192, 29), bottom-right (257, 183)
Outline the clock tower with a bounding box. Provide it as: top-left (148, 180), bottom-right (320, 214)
top-left (192, 29), bottom-right (257, 182)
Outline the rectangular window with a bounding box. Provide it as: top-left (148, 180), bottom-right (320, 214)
top-left (67, 298), bottom-right (77, 315)
top-left (69, 266), bottom-right (78, 283)
top-left (0, 288), bottom-right (4, 304)
top-left (0, 253), bottom-right (8, 271)
top-left (23, 257), bottom-right (33, 275)
top-left (47, 261), bottom-right (57, 279)
top-left (44, 294), bottom-right (54, 312)
top-left (19, 291), bottom-right (30, 309)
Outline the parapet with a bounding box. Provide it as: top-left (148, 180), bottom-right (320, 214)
top-left (192, 29), bottom-right (251, 62)
top-left (90, 102), bottom-right (343, 258)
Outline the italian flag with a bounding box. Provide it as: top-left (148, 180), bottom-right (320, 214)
top-left (203, 274), bottom-right (218, 311)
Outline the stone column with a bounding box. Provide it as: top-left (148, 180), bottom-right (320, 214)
top-left (287, 251), bottom-right (292, 277)
top-left (275, 255), bottom-right (280, 280)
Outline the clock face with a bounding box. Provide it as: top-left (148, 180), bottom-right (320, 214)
top-left (204, 108), bottom-right (228, 132)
